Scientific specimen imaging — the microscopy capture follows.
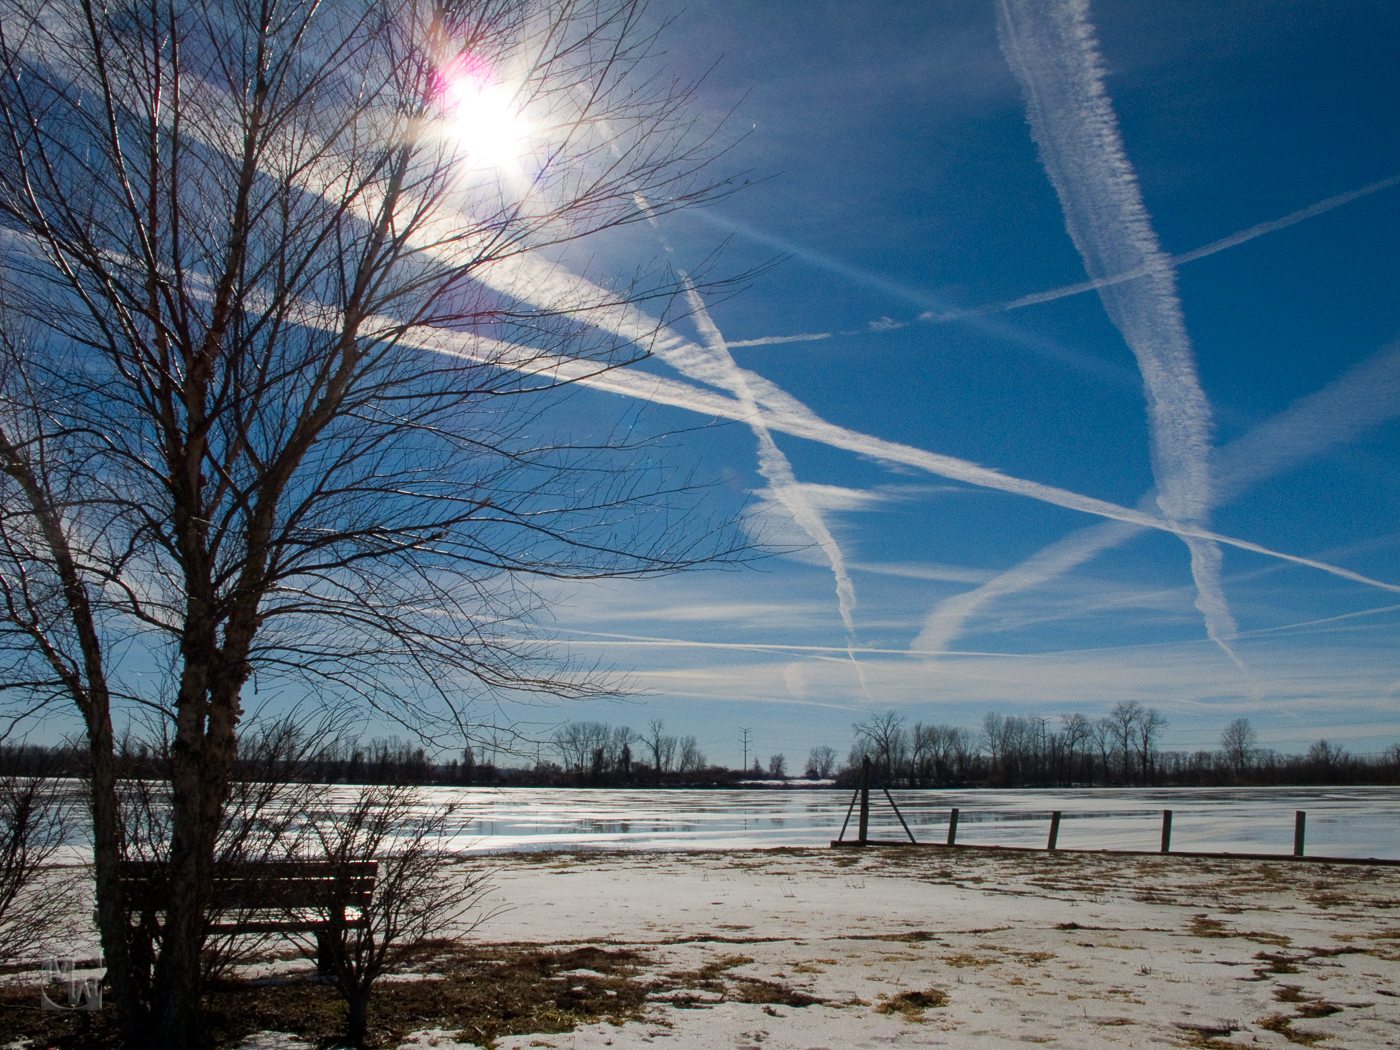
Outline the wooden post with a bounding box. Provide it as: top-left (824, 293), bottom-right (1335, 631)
top-left (1160, 809), bottom-right (1173, 853)
top-left (1294, 811), bottom-right (1306, 857)
top-left (857, 756), bottom-right (871, 844)
top-left (946, 807), bottom-right (959, 846)
top-left (1047, 811), bottom-right (1061, 850)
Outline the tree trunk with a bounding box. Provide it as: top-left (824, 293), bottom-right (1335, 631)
top-left (88, 714), bottom-right (145, 1043)
top-left (347, 987), bottom-right (370, 1047)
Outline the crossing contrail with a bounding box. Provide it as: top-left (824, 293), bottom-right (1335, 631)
top-left (914, 338), bottom-right (1400, 654)
top-left (997, 0), bottom-right (1240, 667)
top-left (421, 324), bottom-right (1400, 598)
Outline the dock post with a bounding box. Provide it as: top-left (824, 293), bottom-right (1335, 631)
top-left (946, 808), bottom-right (959, 846)
top-left (1294, 811), bottom-right (1306, 857)
top-left (1160, 809), bottom-right (1173, 853)
top-left (857, 757), bottom-right (871, 844)
top-left (1047, 811), bottom-right (1061, 850)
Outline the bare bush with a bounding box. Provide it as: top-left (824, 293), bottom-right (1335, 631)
top-left (301, 784), bottom-right (492, 1047)
top-left (0, 770), bottom-right (74, 961)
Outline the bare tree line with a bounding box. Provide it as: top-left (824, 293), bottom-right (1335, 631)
top-left (840, 708), bottom-right (1400, 788)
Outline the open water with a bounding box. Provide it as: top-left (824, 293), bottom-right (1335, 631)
top-left (414, 784), bottom-right (1400, 859)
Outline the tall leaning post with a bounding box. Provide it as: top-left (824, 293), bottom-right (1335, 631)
top-left (1294, 811), bottom-right (1306, 857)
top-left (947, 807), bottom-right (959, 846)
top-left (857, 756), bottom-right (872, 845)
top-left (1047, 811), bottom-right (1061, 850)
top-left (1160, 809), bottom-right (1173, 853)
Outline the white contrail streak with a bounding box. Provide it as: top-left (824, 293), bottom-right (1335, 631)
top-left (727, 333), bottom-right (833, 347)
top-left (979, 173), bottom-right (1400, 317)
top-left (147, 80), bottom-right (1399, 613)
top-left (997, 0), bottom-right (1239, 665)
top-left (683, 282), bottom-right (862, 645)
top-left (726, 172), bottom-right (1400, 348)
top-left (623, 190), bottom-right (866, 661)
top-left (914, 338), bottom-right (1400, 653)
top-left (422, 326), bottom-right (1400, 597)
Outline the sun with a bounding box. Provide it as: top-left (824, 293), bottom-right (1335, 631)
top-left (438, 58), bottom-right (533, 171)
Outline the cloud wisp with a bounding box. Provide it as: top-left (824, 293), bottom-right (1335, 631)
top-left (997, 0), bottom-right (1238, 665)
top-left (914, 338), bottom-right (1400, 653)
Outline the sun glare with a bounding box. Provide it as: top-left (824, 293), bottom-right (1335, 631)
top-left (439, 59), bottom-right (532, 171)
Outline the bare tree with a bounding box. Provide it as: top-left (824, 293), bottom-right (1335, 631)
top-left (1089, 717), bottom-right (1116, 786)
top-left (677, 735), bottom-right (705, 773)
top-left (642, 719), bottom-right (667, 776)
top-left (805, 744), bottom-right (837, 779)
top-left (1061, 712), bottom-right (1089, 784)
top-left (0, 0), bottom-right (742, 1043)
top-left (767, 753), bottom-right (786, 778)
top-left (1220, 717), bottom-right (1257, 775)
top-left (1108, 702), bottom-right (1142, 784)
top-left (855, 711), bottom-right (907, 784)
top-left (1135, 707), bottom-right (1167, 783)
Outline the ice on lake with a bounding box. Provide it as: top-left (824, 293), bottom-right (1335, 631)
top-left (408, 784), bottom-right (1400, 859)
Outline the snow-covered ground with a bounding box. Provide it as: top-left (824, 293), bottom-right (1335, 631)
top-left (25, 844), bottom-right (1399, 1049)
top-left (376, 845), bottom-right (1400, 1049)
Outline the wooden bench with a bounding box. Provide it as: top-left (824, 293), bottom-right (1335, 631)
top-left (117, 859), bottom-right (378, 976)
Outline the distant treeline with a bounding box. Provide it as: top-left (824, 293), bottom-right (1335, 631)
top-left (5, 704), bottom-right (1396, 788)
top-left (840, 706), bottom-right (1400, 788)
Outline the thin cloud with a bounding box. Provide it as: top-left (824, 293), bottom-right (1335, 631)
top-left (997, 0), bottom-right (1236, 664)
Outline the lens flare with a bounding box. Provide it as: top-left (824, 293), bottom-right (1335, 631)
top-left (438, 57), bottom-right (532, 170)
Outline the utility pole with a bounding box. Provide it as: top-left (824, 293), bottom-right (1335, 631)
top-left (739, 727), bottom-right (753, 772)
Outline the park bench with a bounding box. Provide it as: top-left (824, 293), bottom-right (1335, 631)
top-left (117, 859), bottom-right (378, 976)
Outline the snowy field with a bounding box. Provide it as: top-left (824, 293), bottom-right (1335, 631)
top-left (24, 842), bottom-right (1400, 1048)
top-left (425, 846), bottom-right (1400, 1049)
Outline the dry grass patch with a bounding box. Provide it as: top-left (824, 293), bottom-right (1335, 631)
top-left (875, 988), bottom-right (947, 1018)
top-left (941, 952), bottom-right (997, 968)
top-left (0, 943), bottom-right (657, 1049)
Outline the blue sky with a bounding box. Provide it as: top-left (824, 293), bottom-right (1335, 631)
top-left (510, 0), bottom-right (1400, 768)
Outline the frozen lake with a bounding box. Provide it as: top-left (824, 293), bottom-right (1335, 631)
top-left (424, 784), bottom-right (1400, 859)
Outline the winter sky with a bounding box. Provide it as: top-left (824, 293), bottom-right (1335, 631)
top-left (511, 0), bottom-right (1400, 768)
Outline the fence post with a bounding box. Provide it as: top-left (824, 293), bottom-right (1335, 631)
top-left (1293, 811), bottom-right (1306, 857)
top-left (946, 807), bottom-right (959, 846)
top-left (857, 756), bottom-right (871, 844)
top-left (1047, 811), bottom-right (1061, 850)
top-left (1160, 809), bottom-right (1173, 853)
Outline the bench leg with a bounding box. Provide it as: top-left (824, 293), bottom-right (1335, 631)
top-left (128, 912), bottom-right (157, 997)
top-left (316, 930), bottom-right (335, 976)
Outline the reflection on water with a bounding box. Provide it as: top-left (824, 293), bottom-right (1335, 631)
top-left (396, 785), bottom-right (1400, 859)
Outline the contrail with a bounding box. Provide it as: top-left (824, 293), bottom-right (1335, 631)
top-left (997, 0), bottom-right (1239, 666)
top-left (147, 85), bottom-right (1400, 612)
top-left (727, 333), bottom-right (833, 347)
top-left (622, 192), bottom-right (867, 672)
top-left (423, 325), bottom-right (1400, 597)
top-left (914, 338), bottom-right (1400, 653)
top-left (683, 281), bottom-right (863, 646)
top-left (974, 173), bottom-right (1400, 318)
top-left (725, 172), bottom-right (1400, 348)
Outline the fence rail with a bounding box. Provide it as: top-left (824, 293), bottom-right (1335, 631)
top-left (830, 758), bottom-right (1400, 865)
